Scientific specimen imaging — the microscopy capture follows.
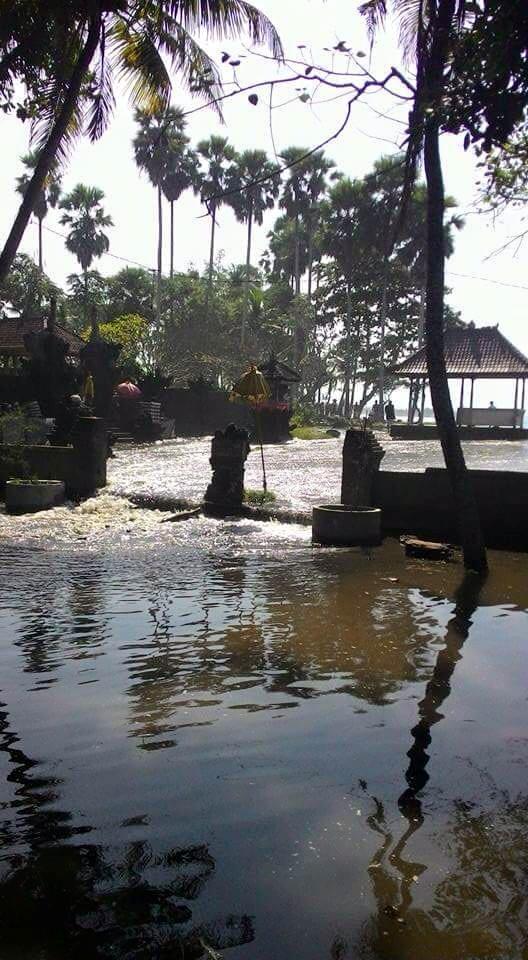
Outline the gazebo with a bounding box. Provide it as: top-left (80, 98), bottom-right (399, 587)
top-left (391, 324), bottom-right (528, 438)
top-left (255, 354), bottom-right (301, 443)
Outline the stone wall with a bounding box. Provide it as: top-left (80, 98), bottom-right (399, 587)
top-left (0, 418), bottom-right (107, 499)
top-left (374, 468), bottom-right (528, 551)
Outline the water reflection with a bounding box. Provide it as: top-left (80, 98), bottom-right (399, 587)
top-left (0, 526), bottom-right (527, 959)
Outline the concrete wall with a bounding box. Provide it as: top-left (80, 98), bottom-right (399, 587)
top-left (373, 468), bottom-right (528, 551)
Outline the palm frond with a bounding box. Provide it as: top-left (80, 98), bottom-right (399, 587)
top-left (397, 0), bottom-right (427, 64)
top-left (156, 16), bottom-right (223, 115)
top-left (108, 19), bottom-right (172, 114)
top-left (86, 32), bottom-right (116, 141)
top-left (30, 75), bottom-right (85, 166)
top-left (162, 0), bottom-right (283, 59)
top-left (359, 0), bottom-right (388, 42)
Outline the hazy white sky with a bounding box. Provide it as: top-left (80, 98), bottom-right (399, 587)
top-left (1, 0), bottom-right (526, 406)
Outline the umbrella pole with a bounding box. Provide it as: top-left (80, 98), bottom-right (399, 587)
top-left (255, 409), bottom-right (267, 493)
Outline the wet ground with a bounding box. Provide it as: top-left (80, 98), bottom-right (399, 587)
top-left (108, 434), bottom-right (528, 509)
top-left (1, 488), bottom-right (527, 959)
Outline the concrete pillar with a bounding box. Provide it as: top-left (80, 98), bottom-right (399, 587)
top-left (341, 426), bottom-right (385, 507)
top-left (71, 417), bottom-right (108, 496)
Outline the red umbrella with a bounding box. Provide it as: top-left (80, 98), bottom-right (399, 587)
top-left (116, 381), bottom-right (141, 400)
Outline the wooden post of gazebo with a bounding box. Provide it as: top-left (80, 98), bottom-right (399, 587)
top-left (419, 379), bottom-right (426, 423)
top-left (513, 378), bottom-right (519, 428)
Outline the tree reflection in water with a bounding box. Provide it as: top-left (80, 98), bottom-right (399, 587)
top-left (357, 571), bottom-right (528, 959)
top-left (0, 697), bottom-right (254, 960)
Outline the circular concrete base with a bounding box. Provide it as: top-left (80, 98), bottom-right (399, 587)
top-left (312, 504), bottom-right (382, 546)
top-left (5, 480), bottom-right (66, 514)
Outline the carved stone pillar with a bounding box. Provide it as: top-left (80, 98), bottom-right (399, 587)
top-left (204, 424), bottom-right (250, 513)
top-left (341, 426), bottom-right (385, 506)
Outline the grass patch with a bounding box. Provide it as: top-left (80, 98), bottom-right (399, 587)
top-left (291, 426), bottom-right (330, 440)
top-left (244, 488), bottom-right (277, 505)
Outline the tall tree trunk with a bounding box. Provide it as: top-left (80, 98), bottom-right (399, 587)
top-left (0, 18), bottom-right (101, 285)
top-left (294, 210), bottom-right (301, 296)
top-left (424, 118), bottom-right (487, 571)
top-left (156, 183), bottom-right (163, 328)
top-left (344, 279), bottom-right (352, 418)
top-left (169, 200), bottom-right (174, 280)
top-left (207, 199), bottom-right (217, 303)
top-left (421, 0), bottom-right (487, 571)
top-left (84, 267), bottom-right (88, 326)
top-left (38, 216), bottom-right (43, 272)
top-left (378, 261), bottom-right (389, 410)
top-left (307, 225), bottom-right (314, 299)
top-left (241, 200), bottom-right (253, 350)
top-left (169, 199), bottom-right (175, 322)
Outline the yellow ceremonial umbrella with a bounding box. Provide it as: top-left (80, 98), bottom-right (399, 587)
top-left (231, 363), bottom-right (270, 492)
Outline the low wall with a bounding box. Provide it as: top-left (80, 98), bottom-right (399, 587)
top-left (373, 468), bottom-right (528, 551)
top-left (390, 423), bottom-right (528, 441)
top-left (0, 417), bottom-right (107, 499)
top-left (162, 387), bottom-right (252, 437)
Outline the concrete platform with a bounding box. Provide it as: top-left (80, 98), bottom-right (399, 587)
top-left (390, 423), bottom-right (528, 441)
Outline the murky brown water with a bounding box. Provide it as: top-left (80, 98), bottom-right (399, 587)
top-left (0, 502), bottom-right (527, 959)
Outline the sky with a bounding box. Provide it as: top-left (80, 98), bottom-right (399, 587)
top-left (1, 0), bottom-right (527, 408)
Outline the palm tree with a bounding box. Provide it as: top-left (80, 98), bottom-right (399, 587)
top-left (279, 147), bottom-right (311, 296)
top-left (133, 107), bottom-right (190, 324)
top-left (279, 148), bottom-right (338, 298)
top-left (59, 184), bottom-right (112, 323)
top-left (360, 0), bottom-right (487, 571)
top-left (304, 152), bottom-right (339, 298)
top-left (229, 150), bottom-right (280, 348)
top-left (15, 151), bottom-right (61, 272)
top-left (197, 136), bottom-right (238, 297)
top-left (320, 178), bottom-right (365, 416)
top-left (0, 1), bottom-right (282, 286)
top-left (161, 143), bottom-right (198, 280)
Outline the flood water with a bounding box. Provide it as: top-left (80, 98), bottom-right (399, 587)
top-left (108, 434), bottom-right (528, 509)
top-left (1, 489), bottom-right (527, 959)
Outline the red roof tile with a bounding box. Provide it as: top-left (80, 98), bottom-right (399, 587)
top-left (0, 316), bottom-right (85, 357)
top-left (392, 325), bottom-right (528, 379)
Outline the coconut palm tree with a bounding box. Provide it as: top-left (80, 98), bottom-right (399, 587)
top-left (229, 150), bottom-right (280, 348)
top-left (15, 152), bottom-right (61, 272)
top-left (196, 136), bottom-right (239, 297)
top-left (279, 148), bottom-right (338, 298)
top-left (360, 0), bottom-right (487, 571)
top-left (59, 184), bottom-right (112, 323)
top-left (133, 106), bottom-right (190, 324)
top-left (0, 1), bottom-right (282, 286)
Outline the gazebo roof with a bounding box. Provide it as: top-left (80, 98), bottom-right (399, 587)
top-left (259, 354), bottom-right (301, 383)
top-left (392, 325), bottom-right (528, 379)
top-left (0, 316), bottom-right (85, 358)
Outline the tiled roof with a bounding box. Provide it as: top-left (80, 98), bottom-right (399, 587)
top-left (0, 316), bottom-right (85, 357)
top-left (259, 355), bottom-right (301, 382)
top-left (392, 325), bottom-right (528, 379)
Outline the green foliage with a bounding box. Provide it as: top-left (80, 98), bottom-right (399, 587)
top-left (0, 254), bottom-right (61, 316)
top-left (244, 488), bottom-right (277, 504)
top-left (290, 402), bottom-right (320, 428)
top-left (290, 426), bottom-right (329, 440)
top-left (94, 313), bottom-right (149, 373)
